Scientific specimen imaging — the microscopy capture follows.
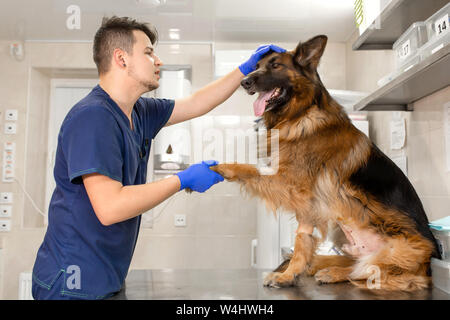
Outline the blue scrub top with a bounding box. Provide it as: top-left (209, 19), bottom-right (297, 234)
top-left (32, 85), bottom-right (174, 299)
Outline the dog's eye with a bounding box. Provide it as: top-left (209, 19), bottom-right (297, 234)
top-left (256, 63), bottom-right (260, 69)
top-left (272, 63), bottom-right (280, 68)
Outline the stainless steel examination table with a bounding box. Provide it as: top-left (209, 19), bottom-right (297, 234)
top-left (107, 269), bottom-right (450, 300)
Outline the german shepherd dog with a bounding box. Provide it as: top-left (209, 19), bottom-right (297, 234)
top-left (210, 35), bottom-right (440, 291)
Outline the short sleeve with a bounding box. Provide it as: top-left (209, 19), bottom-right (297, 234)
top-left (142, 98), bottom-right (175, 139)
top-left (61, 106), bottom-right (123, 184)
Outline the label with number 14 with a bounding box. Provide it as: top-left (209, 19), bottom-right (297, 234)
top-left (435, 14), bottom-right (449, 36)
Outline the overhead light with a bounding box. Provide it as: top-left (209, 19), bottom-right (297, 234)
top-left (135, 0), bottom-right (167, 7)
top-left (169, 28), bottom-right (180, 40)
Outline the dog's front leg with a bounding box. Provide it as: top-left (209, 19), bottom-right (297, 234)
top-left (210, 163), bottom-right (260, 182)
top-left (264, 225), bottom-right (317, 288)
top-left (210, 163), bottom-right (282, 205)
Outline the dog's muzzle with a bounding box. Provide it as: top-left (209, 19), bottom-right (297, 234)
top-left (241, 76), bottom-right (256, 95)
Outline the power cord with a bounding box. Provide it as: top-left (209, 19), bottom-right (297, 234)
top-left (13, 177), bottom-right (46, 217)
top-left (143, 191), bottom-right (180, 223)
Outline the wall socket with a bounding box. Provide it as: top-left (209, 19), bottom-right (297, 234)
top-left (0, 192), bottom-right (13, 204)
top-left (0, 205), bottom-right (12, 217)
top-left (174, 214), bottom-right (186, 227)
top-left (4, 122), bottom-right (17, 134)
top-left (5, 109), bottom-right (18, 121)
top-left (0, 219), bottom-right (11, 232)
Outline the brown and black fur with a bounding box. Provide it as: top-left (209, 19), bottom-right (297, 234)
top-left (210, 35), bottom-right (440, 291)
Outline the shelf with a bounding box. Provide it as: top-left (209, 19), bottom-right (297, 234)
top-left (354, 43), bottom-right (450, 111)
top-left (352, 0), bottom-right (449, 50)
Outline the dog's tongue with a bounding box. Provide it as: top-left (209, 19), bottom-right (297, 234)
top-left (253, 89), bottom-right (275, 117)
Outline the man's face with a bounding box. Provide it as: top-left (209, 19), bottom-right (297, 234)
top-left (127, 30), bottom-right (162, 92)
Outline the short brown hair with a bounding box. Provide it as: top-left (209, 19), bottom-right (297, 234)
top-left (93, 16), bottom-right (158, 75)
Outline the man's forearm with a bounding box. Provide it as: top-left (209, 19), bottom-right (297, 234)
top-left (106, 175), bottom-right (181, 225)
top-left (190, 68), bottom-right (244, 116)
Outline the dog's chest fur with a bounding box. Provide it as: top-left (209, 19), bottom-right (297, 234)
top-left (259, 109), bottom-right (372, 223)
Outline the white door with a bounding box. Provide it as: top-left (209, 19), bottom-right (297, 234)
top-left (45, 79), bottom-right (97, 224)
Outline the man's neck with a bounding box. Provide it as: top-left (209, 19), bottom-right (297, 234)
top-left (99, 75), bottom-right (142, 119)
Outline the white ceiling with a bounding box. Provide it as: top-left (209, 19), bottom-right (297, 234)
top-left (0, 0), bottom-right (357, 43)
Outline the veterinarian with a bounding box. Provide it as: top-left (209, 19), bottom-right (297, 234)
top-left (31, 16), bottom-right (285, 300)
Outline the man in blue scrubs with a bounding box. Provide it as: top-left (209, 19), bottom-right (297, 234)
top-left (31, 16), bottom-right (285, 300)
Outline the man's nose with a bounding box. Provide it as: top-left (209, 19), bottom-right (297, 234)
top-left (154, 54), bottom-right (163, 67)
top-left (241, 76), bottom-right (255, 90)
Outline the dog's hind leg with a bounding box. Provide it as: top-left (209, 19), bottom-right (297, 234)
top-left (349, 271), bottom-right (431, 291)
top-left (305, 255), bottom-right (355, 276)
top-left (313, 262), bottom-right (429, 289)
top-left (314, 266), bottom-right (354, 284)
top-left (346, 234), bottom-right (434, 291)
top-left (264, 231), bottom-right (318, 287)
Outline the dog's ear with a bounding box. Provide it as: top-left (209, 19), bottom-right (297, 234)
top-left (294, 35), bottom-right (328, 69)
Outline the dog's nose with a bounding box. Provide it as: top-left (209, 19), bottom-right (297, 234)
top-left (241, 77), bottom-right (254, 90)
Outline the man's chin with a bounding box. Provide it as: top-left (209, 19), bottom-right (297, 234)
top-left (141, 81), bottom-right (158, 93)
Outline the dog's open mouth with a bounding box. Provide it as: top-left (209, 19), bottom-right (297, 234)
top-left (253, 87), bottom-right (286, 116)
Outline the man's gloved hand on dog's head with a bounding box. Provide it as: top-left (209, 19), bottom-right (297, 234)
top-left (175, 160), bottom-right (224, 193)
top-left (238, 44), bottom-right (286, 76)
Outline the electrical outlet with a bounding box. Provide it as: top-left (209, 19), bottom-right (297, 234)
top-left (0, 192), bottom-right (13, 204)
top-left (0, 205), bottom-right (12, 217)
top-left (3, 142), bottom-right (15, 183)
top-left (174, 214), bottom-right (186, 227)
top-left (5, 109), bottom-right (18, 121)
top-left (4, 122), bottom-right (16, 134)
top-left (4, 142), bottom-right (15, 151)
top-left (0, 219), bottom-right (11, 232)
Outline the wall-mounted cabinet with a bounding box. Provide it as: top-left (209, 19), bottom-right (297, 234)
top-left (354, 42), bottom-right (450, 111)
top-left (353, 0), bottom-right (448, 50)
top-left (352, 0), bottom-right (450, 111)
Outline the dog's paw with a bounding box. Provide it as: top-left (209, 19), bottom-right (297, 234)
top-left (304, 264), bottom-right (319, 276)
top-left (314, 268), bottom-right (335, 284)
top-left (263, 272), bottom-right (295, 288)
top-left (210, 164), bottom-right (237, 181)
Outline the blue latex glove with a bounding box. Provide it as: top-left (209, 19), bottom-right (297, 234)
top-left (175, 160), bottom-right (224, 192)
top-left (238, 44), bottom-right (287, 76)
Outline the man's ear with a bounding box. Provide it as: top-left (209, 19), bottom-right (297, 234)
top-left (294, 35), bottom-right (328, 69)
top-left (113, 48), bottom-right (128, 69)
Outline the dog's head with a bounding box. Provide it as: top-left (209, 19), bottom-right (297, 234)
top-left (241, 35), bottom-right (328, 119)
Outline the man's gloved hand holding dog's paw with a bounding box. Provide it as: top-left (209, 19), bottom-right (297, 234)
top-left (175, 160), bottom-right (224, 193)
